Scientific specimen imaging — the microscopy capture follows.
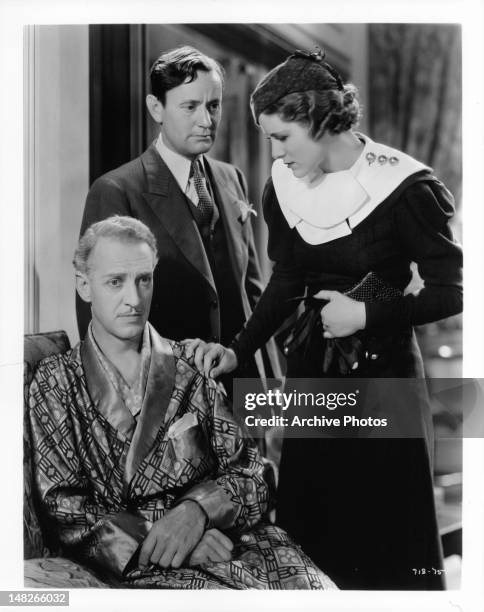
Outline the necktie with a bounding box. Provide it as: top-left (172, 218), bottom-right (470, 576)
top-left (191, 159), bottom-right (214, 228)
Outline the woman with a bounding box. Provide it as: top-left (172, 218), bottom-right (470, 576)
top-left (186, 50), bottom-right (462, 589)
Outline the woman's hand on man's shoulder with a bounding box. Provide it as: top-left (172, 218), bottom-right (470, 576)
top-left (181, 338), bottom-right (238, 378)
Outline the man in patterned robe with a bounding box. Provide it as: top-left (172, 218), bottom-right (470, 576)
top-left (28, 216), bottom-right (335, 589)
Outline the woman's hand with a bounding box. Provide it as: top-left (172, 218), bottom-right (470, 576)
top-left (313, 290), bottom-right (366, 338)
top-left (182, 339), bottom-right (238, 378)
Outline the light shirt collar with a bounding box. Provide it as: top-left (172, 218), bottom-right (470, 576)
top-left (155, 132), bottom-right (204, 194)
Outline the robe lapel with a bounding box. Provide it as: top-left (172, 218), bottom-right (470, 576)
top-left (80, 336), bottom-right (136, 438)
top-left (123, 325), bottom-right (176, 487)
top-left (205, 158), bottom-right (248, 283)
top-left (140, 145), bottom-right (216, 293)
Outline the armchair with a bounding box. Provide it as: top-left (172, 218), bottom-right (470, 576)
top-left (24, 331), bottom-right (109, 588)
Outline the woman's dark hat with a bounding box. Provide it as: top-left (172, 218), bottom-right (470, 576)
top-left (250, 49), bottom-right (344, 122)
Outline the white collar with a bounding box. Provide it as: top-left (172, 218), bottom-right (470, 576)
top-left (271, 133), bottom-right (430, 245)
top-left (155, 133), bottom-right (203, 193)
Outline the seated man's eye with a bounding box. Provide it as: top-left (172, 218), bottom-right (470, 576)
top-left (109, 279), bottom-right (121, 287)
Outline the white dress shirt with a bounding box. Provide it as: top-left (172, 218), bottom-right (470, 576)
top-left (155, 133), bottom-right (204, 206)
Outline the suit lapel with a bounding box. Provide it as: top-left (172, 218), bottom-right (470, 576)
top-left (140, 145), bottom-right (216, 292)
top-left (205, 158), bottom-right (248, 283)
top-left (123, 325), bottom-right (176, 488)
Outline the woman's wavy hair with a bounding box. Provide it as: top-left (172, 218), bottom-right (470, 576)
top-left (261, 84), bottom-right (361, 139)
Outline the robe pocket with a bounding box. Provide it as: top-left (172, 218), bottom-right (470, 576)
top-left (168, 424), bottom-right (209, 474)
top-left (167, 412), bottom-right (198, 438)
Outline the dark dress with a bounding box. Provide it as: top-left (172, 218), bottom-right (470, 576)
top-left (231, 169), bottom-right (463, 590)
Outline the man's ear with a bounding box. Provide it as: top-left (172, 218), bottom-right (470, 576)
top-left (146, 94), bottom-right (164, 124)
top-left (76, 272), bottom-right (92, 303)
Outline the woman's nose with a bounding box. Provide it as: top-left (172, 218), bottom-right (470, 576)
top-left (271, 140), bottom-right (284, 160)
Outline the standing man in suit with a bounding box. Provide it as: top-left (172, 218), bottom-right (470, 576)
top-left (78, 45), bottom-right (280, 381)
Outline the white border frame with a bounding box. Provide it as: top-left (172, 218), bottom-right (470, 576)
top-left (1, 1), bottom-right (483, 610)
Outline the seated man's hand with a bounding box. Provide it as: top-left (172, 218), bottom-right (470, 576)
top-left (181, 338), bottom-right (238, 379)
top-left (188, 529), bottom-right (234, 566)
top-left (138, 500), bottom-right (206, 569)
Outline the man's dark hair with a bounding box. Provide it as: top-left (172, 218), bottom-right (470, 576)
top-left (150, 45), bottom-right (225, 104)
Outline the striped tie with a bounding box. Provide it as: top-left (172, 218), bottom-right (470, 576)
top-left (191, 159), bottom-right (214, 228)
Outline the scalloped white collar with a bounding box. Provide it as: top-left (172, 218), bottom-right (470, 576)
top-left (271, 133), bottom-right (430, 245)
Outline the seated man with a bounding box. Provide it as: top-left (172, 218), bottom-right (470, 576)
top-left (27, 216), bottom-right (336, 590)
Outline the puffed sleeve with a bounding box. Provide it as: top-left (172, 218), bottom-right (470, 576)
top-left (365, 178), bottom-right (463, 330)
top-left (230, 178), bottom-right (304, 364)
top-left (263, 178), bottom-right (298, 265)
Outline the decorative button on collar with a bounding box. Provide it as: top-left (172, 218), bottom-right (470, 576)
top-left (366, 152), bottom-right (376, 165)
top-left (366, 152), bottom-right (400, 168)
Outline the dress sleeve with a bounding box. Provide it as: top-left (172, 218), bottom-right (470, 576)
top-left (230, 178), bottom-right (305, 364)
top-left (365, 178), bottom-right (463, 331)
top-left (28, 361), bottom-right (150, 578)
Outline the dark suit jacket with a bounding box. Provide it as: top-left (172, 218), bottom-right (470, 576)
top-left (77, 144), bottom-right (281, 381)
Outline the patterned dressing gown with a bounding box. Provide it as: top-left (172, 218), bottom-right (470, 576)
top-left (28, 324), bottom-right (336, 590)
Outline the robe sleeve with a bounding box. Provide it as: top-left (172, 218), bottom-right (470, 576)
top-left (230, 177), bottom-right (305, 364)
top-left (365, 178), bottom-right (463, 331)
top-left (177, 375), bottom-right (269, 531)
top-left (28, 358), bottom-right (151, 578)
